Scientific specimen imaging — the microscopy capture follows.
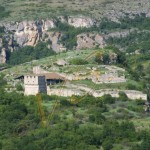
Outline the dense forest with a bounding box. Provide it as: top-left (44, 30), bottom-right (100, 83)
top-left (7, 42), bottom-right (55, 65)
top-left (0, 73), bottom-right (150, 150)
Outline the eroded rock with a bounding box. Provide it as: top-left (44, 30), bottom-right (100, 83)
top-left (68, 16), bottom-right (95, 28)
top-left (76, 33), bottom-right (106, 50)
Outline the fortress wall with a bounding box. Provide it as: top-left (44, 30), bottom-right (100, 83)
top-left (47, 87), bottom-right (82, 97)
top-left (93, 91), bottom-right (119, 98)
top-left (66, 84), bottom-right (147, 100)
top-left (94, 90), bottom-right (147, 100)
top-left (24, 85), bottom-right (39, 95)
top-left (24, 74), bottom-right (147, 100)
top-left (126, 93), bottom-right (147, 100)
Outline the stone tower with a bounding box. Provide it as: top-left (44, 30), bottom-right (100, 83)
top-left (24, 75), bottom-right (47, 95)
top-left (0, 48), bottom-right (6, 64)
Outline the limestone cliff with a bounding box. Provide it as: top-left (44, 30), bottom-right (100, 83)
top-left (68, 16), bottom-right (95, 28)
top-left (0, 16), bottom-right (106, 64)
top-left (7, 20), bottom-right (56, 47)
top-left (76, 33), bottom-right (106, 50)
top-left (0, 16), bottom-right (96, 49)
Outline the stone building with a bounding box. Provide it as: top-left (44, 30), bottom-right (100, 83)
top-left (44, 73), bottom-right (65, 85)
top-left (24, 75), bottom-right (47, 95)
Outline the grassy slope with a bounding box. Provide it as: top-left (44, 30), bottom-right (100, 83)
top-left (3, 49), bottom-right (142, 92)
top-left (43, 95), bottom-right (150, 132)
top-left (3, 50), bottom-right (96, 74)
top-left (1, 0), bottom-right (150, 21)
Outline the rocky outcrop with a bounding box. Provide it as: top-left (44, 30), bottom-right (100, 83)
top-left (68, 16), bottom-right (95, 28)
top-left (101, 0), bottom-right (150, 22)
top-left (46, 32), bottom-right (66, 53)
top-left (0, 19), bottom-right (56, 47)
top-left (76, 33), bottom-right (106, 50)
top-left (104, 29), bottom-right (137, 39)
top-left (0, 16), bottom-right (96, 51)
top-left (0, 16), bottom-right (102, 63)
top-left (0, 19), bottom-right (66, 54)
top-left (14, 20), bottom-right (56, 47)
top-left (0, 48), bottom-right (6, 64)
top-left (42, 20), bottom-right (56, 31)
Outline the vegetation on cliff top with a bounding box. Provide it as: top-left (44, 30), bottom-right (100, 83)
top-left (7, 42), bottom-right (55, 65)
top-left (0, 0), bottom-right (150, 21)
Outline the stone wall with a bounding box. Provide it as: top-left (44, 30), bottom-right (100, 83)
top-left (47, 86), bottom-right (147, 100)
top-left (47, 87), bottom-right (83, 97)
top-left (65, 84), bottom-right (147, 100)
top-left (93, 89), bottom-right (147, 100)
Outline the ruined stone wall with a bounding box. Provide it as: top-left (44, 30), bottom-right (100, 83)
top-left (63, 84), bottom-right (147, 100)
top-left (47, 86), bottom-right (147, 100)
top-left (93, 90), bottom-right (147, 100)
top-left (47, 87), bottom-right (83, 97)
top-left (125, 90), bottom-right (147, 100)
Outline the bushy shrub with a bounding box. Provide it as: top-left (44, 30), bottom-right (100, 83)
top-left (16, 84), bottom-right (24, 91)
top-left (0, 6), bottom-right (11, 20)
top-left (119, 92), bottom-right (128, 101)
top-left (101, 94), bottom-right (115, 104)
top-left (69, 58), bottom-right (88, 65)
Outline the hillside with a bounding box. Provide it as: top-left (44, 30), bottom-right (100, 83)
top-left (0, 48), bottom-right (150, 150)
top-left (0, 1), bottom-right (150, 150)
top-left (0, 0), bottom-right (150, 21)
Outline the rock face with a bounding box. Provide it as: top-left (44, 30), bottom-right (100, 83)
top-left (0, 48), bottom-right (6, 64)
top-left (0, 16), bottom-right (103, 63)
top-left (100, 0), bottom-right (150, 22)
top-left (0, 16), bottom-right (96, 51)
top-left (42, 20), bottom-right (56, 31)
top-left (46, 32), bottom-right (66, 53)
top-left (68, 16), bottom-right (95, 28)
top-left (13, 20), bottom-right (56, 47)
top-left (76, 33), bottom-right (106, 50)
top-left (104, 29), bottom-right (137, 39)
top-left (0, 19), bottom-right (56, 47)
top-left (0, 19), bottom-right (66, 54)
